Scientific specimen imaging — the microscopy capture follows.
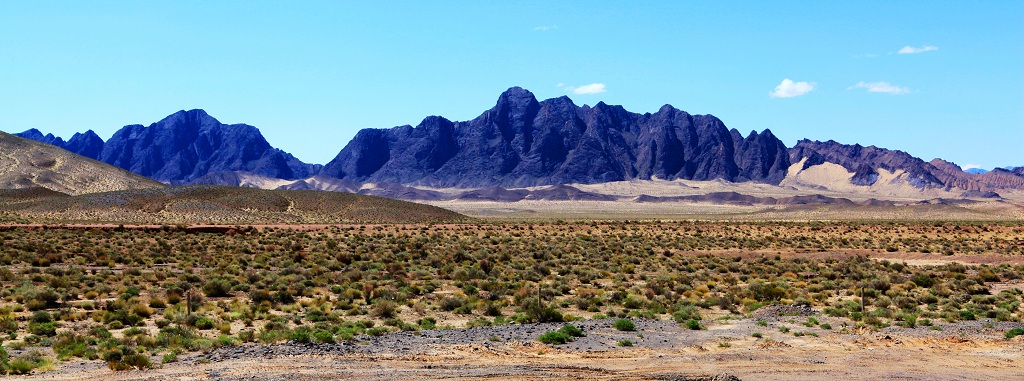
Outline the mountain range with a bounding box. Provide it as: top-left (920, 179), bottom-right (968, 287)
top-left (9, 87), bottom-right (1024, 198)
top-left (17, 110), bottom-right (319, 184)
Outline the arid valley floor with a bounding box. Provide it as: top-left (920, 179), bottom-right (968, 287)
top-left (1, 219), bottom-right (1023, 380)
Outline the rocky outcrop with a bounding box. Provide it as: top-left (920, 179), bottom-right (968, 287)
top-left (791, 140), bottom-right (1024, 192)
top-left (15, 129), bottom-right (105, 160)
top-left (18, 110), bottom-right (320, 183)
top-left (320, 87), bottom-right (791, 187)
top-left (789, 140), bottom-right (943, 187)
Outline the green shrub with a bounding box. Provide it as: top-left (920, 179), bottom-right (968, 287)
top-left (162, 352), bottom-right (177, 364)
top-left (684, 319), bottom-right (702, 330)
top-left (537, 331), bottom-right (571, 345)
top-left (672, 305), bottom-right (702, 323)
top-left (202, 279), bottom-right (232, 297)
top-left (1006, 327), bottom-right (1024, 339)
top-left (53, 333), bottom-right (95, 360)
top-left (31, 310), bottom-right (52, 323)
top-left (0, 345), bottom-right (8, 375)
top-left (107, 352), bottom-right (150, 371)
top-left (557, 325), bottom-right (585, 338)
top-left (194, 317), bottom-right (215, 330)
top-left (290, 328), bottom-right (312, 343)
top-left (418, 317), bottom-right (437, 330)
top-left (238, 330), bottom-right (256, 343)
top-left (314, 330), bottom-right (335, 343)
top-left (7, 357), bottom-right (34, 375)
top-left (613, 319), bottom-right (636, 331)
top-left (440, 296), bottom-right (465, 311)
top-left (533, 307), bottom-right (564, 323)
top-left (959, 310), bottom-right (976, 321)
top-left (616, 339), bottom-right (633, 347)
top-left (27, 322), bottom-right (56, 337)
top-left (372, 300), bottom-right (398, 318)
top-left (0, 318), bottom-right (17, 335)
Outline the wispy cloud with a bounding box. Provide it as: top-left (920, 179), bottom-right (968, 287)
top-left (560, 83), bottom-right (607, 94)
top-left (533, 25), bottom-right (558, 31)
top-left (898, 45), bottom-right (938, 54)
top-left (963, 164), bottom-right (983, 170)
top-left (769, 79), bottom-right (815, 98)
top-left (850, 81), bottom-right (910, 95)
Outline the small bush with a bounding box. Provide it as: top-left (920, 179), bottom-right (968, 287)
top-left (8, 357), bottom-right (35, 375)
top-left (418, 317), bottom-right (437, 330)
top-left (533, 307), bottom-right (564, 323)
top-left (372, 300), bottom-right (398, 318)
top-left (616, 339), bottom-right (633, 347)
top-left (194, 317), bottom-right (215, 330)
top-left (239, 330), bottom-right (256, 343)
top-left (1006, 327), bottom-right (1024, 339)
top-left (613, 319), bottom-right (636, 331)
top-left (314, 330), bottom-right (335, 343)
top-left (959, 310), bottom-right (976, 321)
top-left (27, 322), bottom-right (56, 337)
top-left (54, 333), bottom-right (95, 360)
top-left (0, 345), bottom-right (8, 375)
top-left (162, 352), bottom-right (177, 364)
top-left (672, 305), bottom-right (702, 323)
top-left (557, 325), bottom-right (585, 338)
top-left (289, 328), bottom-right (312, 343)
top-left (537, 331), bottom-right (571, 345)
top-left (684, 319), bottom-right (702, 330)
top-left (202, 279), bottom-right (232, 297)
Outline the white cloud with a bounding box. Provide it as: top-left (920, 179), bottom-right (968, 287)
top-left (850, 81), bottom-right (910, 95)
top-left (533, 25), bottom-right (558, 31)
top-left (898, 45), bottom-right (938, 54)
top-left (769, 79), bottom-right (815, 98)
top-left (562, 83), bottom-right (607, 95)
top-left (963, 164), bottom-right (983, 170)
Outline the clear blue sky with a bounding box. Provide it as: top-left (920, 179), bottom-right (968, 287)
top-left (1, 1), bottom-right (1021, 169)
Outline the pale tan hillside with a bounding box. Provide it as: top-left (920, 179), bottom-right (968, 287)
top-left (0, 131), bottom-right (164, 195)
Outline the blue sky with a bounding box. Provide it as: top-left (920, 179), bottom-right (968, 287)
top-left (1, 1), bottom-right (1021, 169)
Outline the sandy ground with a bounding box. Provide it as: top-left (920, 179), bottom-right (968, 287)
top-left (10, 318), bottom-right (1023, 381)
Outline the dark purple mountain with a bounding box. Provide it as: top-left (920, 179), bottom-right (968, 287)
top-left (16, 129), bottom-right (105, 160)
top-left (319, 87), bottom-right (790, 187)
top-left (17, 110), bottom-right (319, 183)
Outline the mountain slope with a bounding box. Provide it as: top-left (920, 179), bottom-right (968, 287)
top-left (17, 110), bottom-right (320, 184)
top-left (0, 131), bottom-right (164, 195)
top-left (790, 139), bottom-right (1024, 192)
top-left (0, 185), bottom-right (466, 224)
top-left (320, 87), bottom-right (790, 187)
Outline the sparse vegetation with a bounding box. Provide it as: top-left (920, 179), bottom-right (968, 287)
top-left (0, 221), bottom-right (1021, 371)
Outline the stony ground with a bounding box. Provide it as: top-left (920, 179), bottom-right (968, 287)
top-left (10, 315), bottom-right (1024, 381)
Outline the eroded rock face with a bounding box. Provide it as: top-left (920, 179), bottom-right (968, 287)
top-left (790, 140), bottom-right (1024, 192)
top-left (19, 110), bottom-right (320, 183)
top-left (320, 87), bottom-right (791, 187)
top-left (789, 139), bottom-right (945, 188)
top-left (15, 129), bottom-right (106, 161)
